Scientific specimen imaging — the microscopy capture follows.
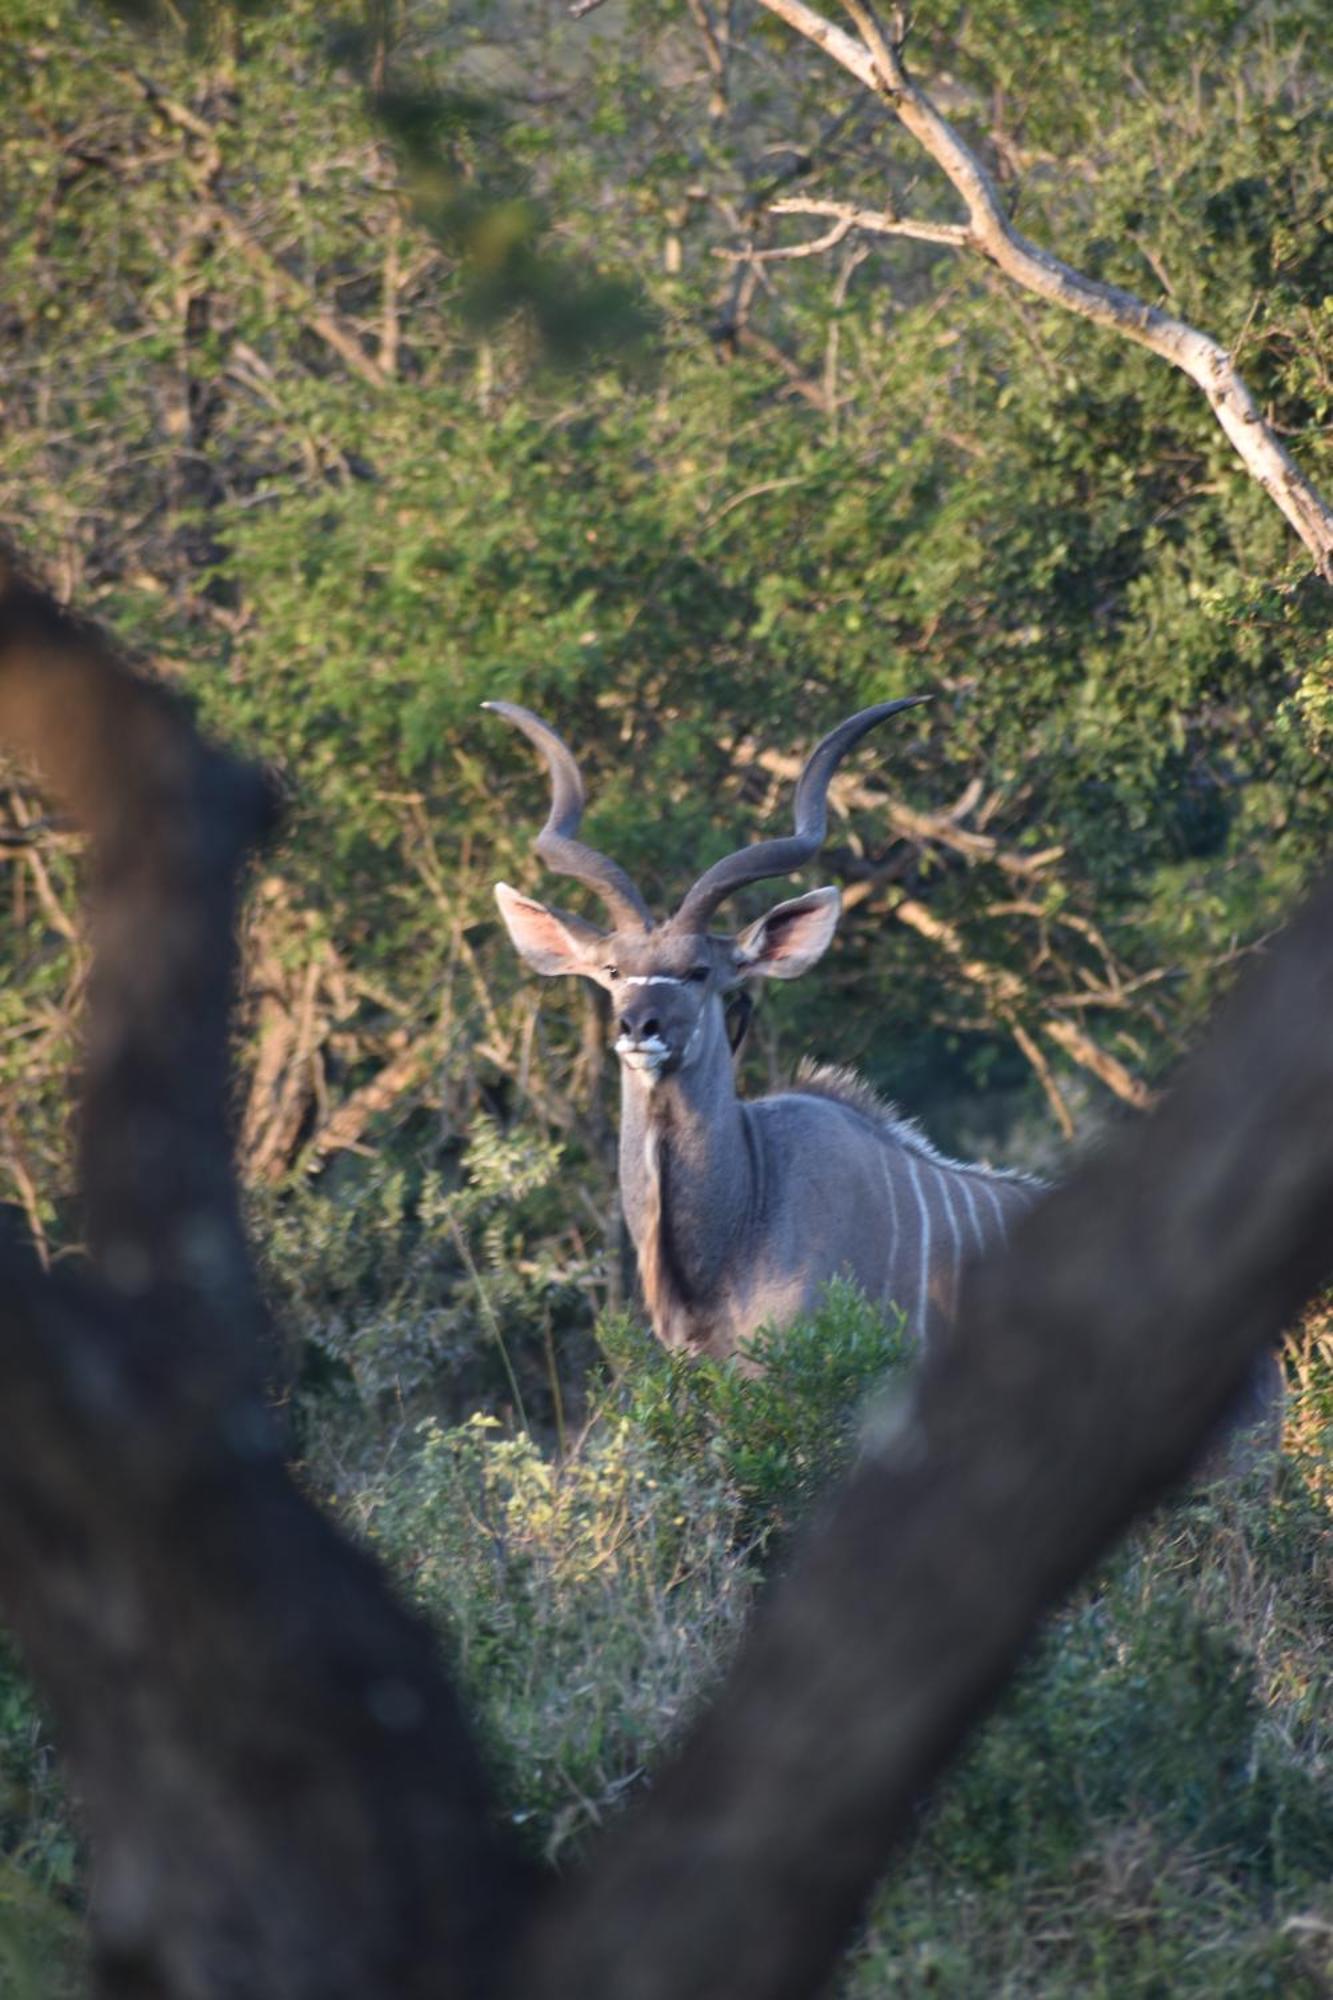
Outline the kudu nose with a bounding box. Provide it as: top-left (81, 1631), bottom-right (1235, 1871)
top-left (619, 999), bottom-right (662, 1041)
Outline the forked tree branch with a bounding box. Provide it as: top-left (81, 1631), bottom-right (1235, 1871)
top-left (0, 563), bottom-right (1329, 2000)
top-left (746, 0), bottom-right (1333, 579)
top-left (0, 562), bottom-right (530, 1998)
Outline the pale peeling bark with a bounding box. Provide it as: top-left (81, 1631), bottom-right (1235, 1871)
top-left (750, 0), bottom-right (1333, 580)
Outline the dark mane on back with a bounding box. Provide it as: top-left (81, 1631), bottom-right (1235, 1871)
top-left (790, 1058), bottom-right (1048, 1190)
top-left (791, 1058), bottom-right (897, 1126)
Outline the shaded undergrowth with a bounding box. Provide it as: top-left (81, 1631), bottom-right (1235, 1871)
top-left (0, 1290), bottom-right (1330, 1995)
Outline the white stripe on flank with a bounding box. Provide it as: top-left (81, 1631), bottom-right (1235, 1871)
top-left (956, 1172), bottom-right (984, 1257)
top-left (930, 1160), bottom-right (961, 1319)
top-left (902, 1149), bottom-right (932, 1344)
top-left (974, 1173), bottom-right (1008, 1245)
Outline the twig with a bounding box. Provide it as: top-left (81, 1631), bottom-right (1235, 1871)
top-left (303, 1033), bottom-right (437, 1171)
top-left (1041, 1014), bottom-right (1157, 1111)
top-left (445, 1209), bottom-right (530, 1434)
top-left (715, 217), bottom-right (858, 263)
top-left (210, 207), bottom-right (389, 390)
top-left (379, 204), bottom-right (403, 377)
top-left (1010, 1022), bottom-right (1074, 1140)
top-left (1, 1124), bottom-right (50, 1268)
top-left (769, 196), bottom-right (968, 249)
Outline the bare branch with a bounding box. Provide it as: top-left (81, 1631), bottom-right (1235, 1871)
top-left (748, 742), bottom-right (1063, 880)
top-left (210, 206), bottom-right (391, 392)
top-left (715, 215), bottom-right (858, 262)
top-left (769, 194), bottom-right (968, 249)
top-left (887, 891), bottom-right (1027, 1008)
top-left (302, 1031), bottom-right (437, 1172)
top-left (749, 0), bottom-right (1333, 577)
top-left (1041, 1014), bottom-right (1156, 1112)
top-left (1010, 1021), bottom-right (1075, 1140)
top-left (684, 0), bottom-right (731, 115)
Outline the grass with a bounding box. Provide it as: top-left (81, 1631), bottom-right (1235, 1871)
top-left (848, 1471), bottom-right (1333, 1996)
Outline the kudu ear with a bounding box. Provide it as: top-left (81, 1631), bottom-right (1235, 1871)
top-left (494, 883), bottom-right (605, 977)
top-left (734, 886), bottom-right (842, 981)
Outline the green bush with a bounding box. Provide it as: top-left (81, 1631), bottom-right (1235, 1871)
top-left (342, 1284), bottom-right (906, 1855)
top-left (351, 1407), bottom-right (751, 1860)
top-left (255, 1115), bottom-right (595, 1432)
top-left (0, 1642), bottom-right (82, 1998)
top-left (602, 1280), bottom-right (912, 1540)
top-left (850, 1477), bottom-right (1333, 1997)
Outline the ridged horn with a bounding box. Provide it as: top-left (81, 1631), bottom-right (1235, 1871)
top-left (483, 701), bottom-right (652, 931)
top-left (672, 695), bottom-right (931, 932)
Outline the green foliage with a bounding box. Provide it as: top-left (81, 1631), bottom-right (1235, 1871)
top-left (337, 1281), bottom-right (903, 1852)
top-left (602, 1279), bottom-right (910, 1536)
top-left (351, 1406), bottom-right (750, 1858)
top-left (851, 1479), bottom-right (1333, 1995)
top-left (0, 1642), bottom-right (82, 1997)
top-left (346, 1326), bottom-right (1333, 1984)
top-left (256, 1115), bottom-right (591, 1420)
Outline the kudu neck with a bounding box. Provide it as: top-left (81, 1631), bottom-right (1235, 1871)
top-left (617, 1003), bottom-right (753, 1345)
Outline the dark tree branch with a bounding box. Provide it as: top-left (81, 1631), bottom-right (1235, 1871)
top-left (0, 577), bottom-right (272, 1366)
top-left (0, 560), bottom-right (531, 1999)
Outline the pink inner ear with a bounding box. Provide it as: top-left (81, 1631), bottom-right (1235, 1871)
top-left (495, 883), bottom-right (601, 976)
top-left (738, 889), bottom-right (840, 978)
top-left (763, 912), bottom-right (811, 959)
top-left (515, 903), bottom-right (574, 953)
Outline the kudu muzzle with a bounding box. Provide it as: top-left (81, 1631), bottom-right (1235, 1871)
top-left (613, 982), bottom-right (708, 1080)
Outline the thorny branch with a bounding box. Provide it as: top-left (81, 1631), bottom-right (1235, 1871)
top-left (124, 67), bottom-right (390, 391)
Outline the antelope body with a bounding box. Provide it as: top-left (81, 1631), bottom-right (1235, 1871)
top-left (489, 698), bottom-right (1041, 1363)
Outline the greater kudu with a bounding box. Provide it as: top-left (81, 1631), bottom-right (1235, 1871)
top-left (489, 698), bottom-right (1042, 1363)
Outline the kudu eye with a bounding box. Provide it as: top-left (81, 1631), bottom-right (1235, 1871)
top-left (687, 966), bottom-right (709, 984)
top-left (604, 965), bottom-right (621, 982)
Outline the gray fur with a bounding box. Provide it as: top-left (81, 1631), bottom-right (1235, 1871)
top-left (613, 989), bottom-right (1041, 1363)
top-left (495, 881), bottom-right (1043, 1363)
top-left (489, 700), bottom-right (1044, 1365)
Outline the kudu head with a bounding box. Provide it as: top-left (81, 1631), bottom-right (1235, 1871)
top-left (487, 696), bottom-right (929, 1085)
